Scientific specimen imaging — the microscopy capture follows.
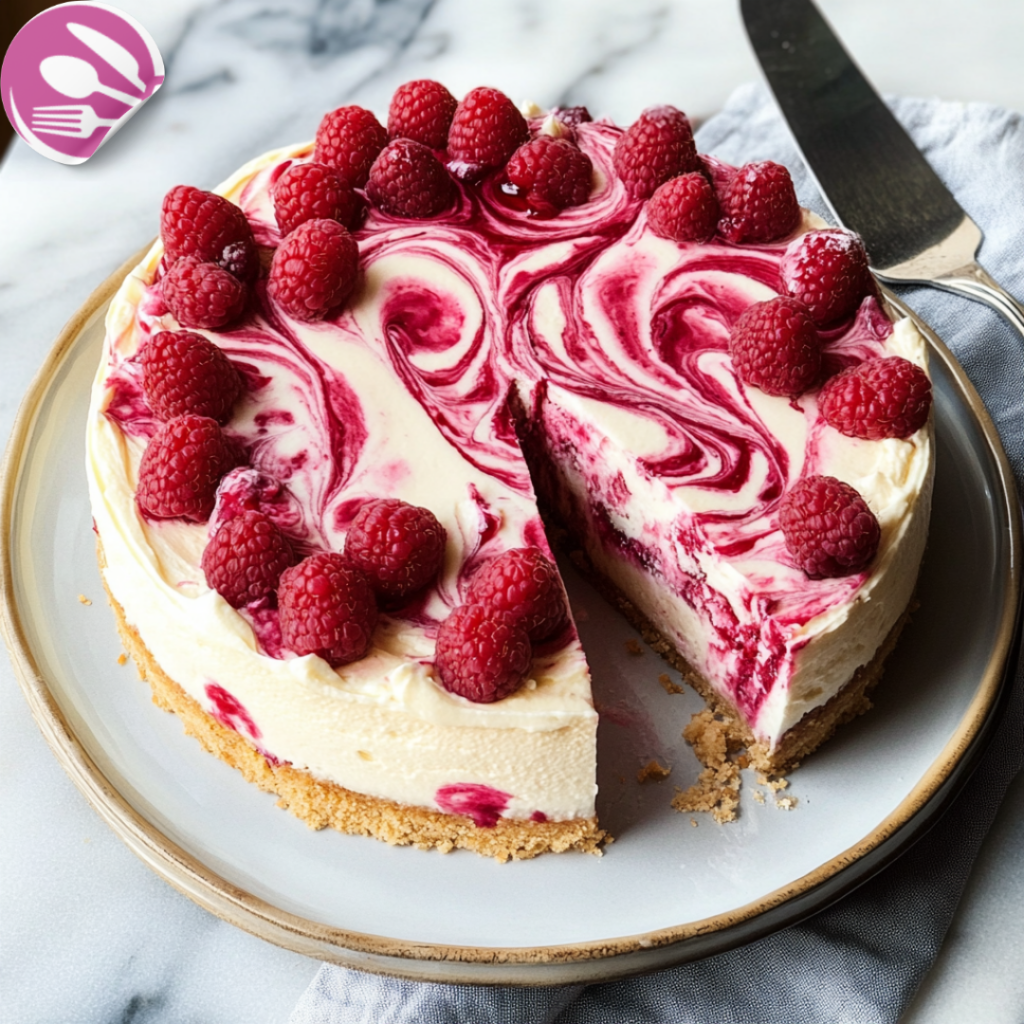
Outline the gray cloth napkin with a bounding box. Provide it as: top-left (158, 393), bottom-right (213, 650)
top-left (289, 85), bottom-right (1024, 1024)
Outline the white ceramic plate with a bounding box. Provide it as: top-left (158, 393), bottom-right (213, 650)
top-left (2, 263), bottom-right (1019, 984)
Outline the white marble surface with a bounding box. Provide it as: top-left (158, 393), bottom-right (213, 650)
top-left (1, 1), bottom-right (1021, 1020)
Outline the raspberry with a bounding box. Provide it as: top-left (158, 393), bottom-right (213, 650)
top-left (162, 257), bottom-right (247, 331)
top-left (344, 498), bottom-right (447, 601)
top-left (140, 330), bottom-right (244, 424)
top-left (217, 239), bottom-right (259, 284)
top-left (504, 136), bottom-right (593, 215)
top-left (267, 218), bottom-right (359, 321)
top-left (136, 414), bottom-right (240, 522)
top-left (613, 105), bottom-right (699, 201)
top-left (465, 547), bottom-right (568, 642)
top-left (647, 171), bottom-right (719, 243)
top-left (819, 356), bottom-right (932, 440)
top-left (447, 86), bottom-right (529, 181)
top-left (387, 79), bottom-right (458, 150)
top-left (729, 296), bottom-right (821, 398)
top-left (201, 510), bottom-right (294, 608)
top-left (278, 553), bottom-right (378, 667)
top-left (160, 185), bottom-right (258, 283)
top-left (551, 106), bottom-right (592, 129)
top-left (780, 229), bottom-right (874, 326)
top-left (434, 603), bottom-right (531, 703)
top-left (779, 475), bottom-right (880, 578)
top-left (272, 161), bottom-right (364, 236)
top-left (314, 105), bottom-right (389, 189)
top-left (366, 139), bottom-right (456, 219)
top-left (718, 161), bottom-right (800, 244)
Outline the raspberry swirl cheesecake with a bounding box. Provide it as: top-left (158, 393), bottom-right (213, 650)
top-left (87, 82), bottom-right (934, 859)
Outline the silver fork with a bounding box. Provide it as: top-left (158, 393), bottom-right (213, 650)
top-left (31, 104), bottom-right (121, 139)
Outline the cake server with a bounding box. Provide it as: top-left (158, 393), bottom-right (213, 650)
top-left (741, 0), bottom-right (1024, 343)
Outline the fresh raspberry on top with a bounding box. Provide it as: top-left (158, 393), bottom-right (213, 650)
top-left (819, 356), bottom-right (932, 440)
top-left (612, 105), bottom-right (699, 201)
top-left (779, 475), bottom-right (881, 578)
top-left (272, 162), bottom-right (364, 236)
top-left (314, 105), bottom-right (389, 189)
top-left (201, 510), bottom-right (295, 608)
top-left (647, 171), bottom-right (719, 243)
top-left (344, 498), bottom-right (447, 601)
top-left (140, 330), bottom-right (244, 424)
top-left (434, 603), bottom-right (531, 703)
top-left (780, 229), bottom-right (874, 325)
top-left (162, 257), bottom-right (247, 331)
top-left (504, 136), bottom-right (593, 215)
top-left (160, 185), bottom-right (258, 283)
top-left (136, 414), bottom-right (240, 522)
top-left (447, 86), bottom-right (529, 181)
top-left (465, 547), bottom-right (568, 642)
top-left (278, 553), bottom-right (378, 667)
top-left (267, 218), bottom-right (359, 321)
top-left (365, 139), bottom-right (456, 219)
top-left (729, 296), bottom-right (821, 398)
top-left (387, 79), bottom-right (458, 150)
top-left (718, 161), bottom-right (800, 244)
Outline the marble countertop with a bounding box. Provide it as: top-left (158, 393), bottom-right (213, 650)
top-left (1, 1), bottom-right (1022, 1020)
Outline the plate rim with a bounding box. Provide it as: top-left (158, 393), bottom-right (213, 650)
top-left (2, 260), bottom-right (1021, 985)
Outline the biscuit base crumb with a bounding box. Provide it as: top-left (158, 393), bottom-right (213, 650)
top-left (658, 673), bottom-right (685, 695)
top-left (637, 759), bottom-right (671, 783)
top-left (671, 709), bottom-right (743, 823)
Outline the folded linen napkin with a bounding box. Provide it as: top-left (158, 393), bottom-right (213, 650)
top-left (289, 85), bottom-right (1024, 1024)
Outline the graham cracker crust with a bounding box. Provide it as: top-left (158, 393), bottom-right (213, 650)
top-left (99, 545), bottom-right (604, 862)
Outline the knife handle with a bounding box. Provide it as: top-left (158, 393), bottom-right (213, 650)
top-left (931, 263), bottom-right (1024, 345)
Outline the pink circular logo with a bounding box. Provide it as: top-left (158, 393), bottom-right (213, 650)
top-left (1, 2), bottom-right (163, 165)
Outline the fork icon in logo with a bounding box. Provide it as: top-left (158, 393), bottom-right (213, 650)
top-left (1, 3), bottom-right (164, 165)
top-left (32, 104), bottom-right (121, 139)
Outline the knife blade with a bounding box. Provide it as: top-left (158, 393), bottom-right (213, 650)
top-left (741, 0), bottom-right (1024, 340)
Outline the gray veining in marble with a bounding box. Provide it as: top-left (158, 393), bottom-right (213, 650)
top-left (1, 1), bottom-right (1022, 1021)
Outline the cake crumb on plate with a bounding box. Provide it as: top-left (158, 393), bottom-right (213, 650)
top-left (637, 759), bottom-right (671, 783)
top-left (658, 673), bottom-right (685, 695)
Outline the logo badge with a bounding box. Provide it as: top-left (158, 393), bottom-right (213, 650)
top-left (1, 2), bottom-right (163, 165)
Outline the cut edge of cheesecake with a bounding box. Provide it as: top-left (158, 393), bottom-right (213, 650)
top-left (560, 536), bottom-right (918, 775)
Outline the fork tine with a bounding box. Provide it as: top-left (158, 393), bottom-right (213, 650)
top-left (32, 115), bottom-right (81, 124)
top-left (33, 127), bottom-right (82, 138)
top-left (32, 104), bottom-right (86, 113)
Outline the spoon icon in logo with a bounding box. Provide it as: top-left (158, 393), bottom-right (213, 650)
top-left (39, 54), bottom-right (144, 107)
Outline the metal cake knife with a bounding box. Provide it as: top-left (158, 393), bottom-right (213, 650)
top-left (741, 0), bottom-right (1024, 342)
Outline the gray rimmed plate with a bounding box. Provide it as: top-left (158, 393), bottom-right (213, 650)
top-left (2, 255), bottom-right (1020, 985)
